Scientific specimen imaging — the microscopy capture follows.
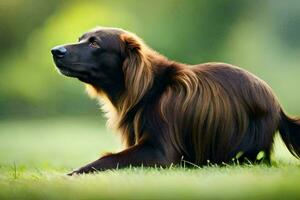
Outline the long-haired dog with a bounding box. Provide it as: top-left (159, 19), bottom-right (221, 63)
top-left (51, 27), bottom-right (300, 175)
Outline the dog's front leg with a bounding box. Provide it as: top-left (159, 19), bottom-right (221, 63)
top-left (68, 143), bottom-right (168, 175)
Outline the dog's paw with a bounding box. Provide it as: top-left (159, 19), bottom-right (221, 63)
top-left (67, 166), bottom-right (98, 176)
top-left (67, 170), bottom-right (79, 176)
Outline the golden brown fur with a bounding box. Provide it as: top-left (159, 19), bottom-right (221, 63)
top-left (52, 27), bottom-right (300, 174)
top-left (87, 31), bottom-right (297, 165)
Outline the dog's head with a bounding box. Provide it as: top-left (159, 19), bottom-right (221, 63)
top-left (51, 27), bottom-right (153, 108)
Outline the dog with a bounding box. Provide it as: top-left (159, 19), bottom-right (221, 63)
top-left (51, 27), bottom-right (300, 175)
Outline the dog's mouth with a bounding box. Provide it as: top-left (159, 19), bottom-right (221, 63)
top-left (53, 60), bottom-right (89, 79)
top-left (57, 66), bottom-right (79, 77)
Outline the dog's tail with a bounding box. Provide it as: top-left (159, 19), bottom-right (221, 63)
top-left (278, 109), bottom-right (300, 158)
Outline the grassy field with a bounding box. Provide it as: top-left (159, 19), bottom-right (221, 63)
top-left (0, 117), bottom-right (300, 200)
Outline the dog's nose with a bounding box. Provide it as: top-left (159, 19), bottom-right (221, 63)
top-left (51, 46), bottom-right (67, 58)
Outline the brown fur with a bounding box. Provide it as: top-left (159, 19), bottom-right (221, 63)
top-left (51, 27), bottom-right (300, 174)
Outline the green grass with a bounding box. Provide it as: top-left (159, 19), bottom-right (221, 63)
top-left (0, 117), bottom-right (300, 200)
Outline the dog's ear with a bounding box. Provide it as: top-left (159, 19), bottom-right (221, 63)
top-left (121, 33), bottom-right (141, 52)
top-left (119, 33), bottom-right (153, 114)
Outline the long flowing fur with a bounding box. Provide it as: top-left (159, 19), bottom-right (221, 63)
top-left (87, 31), bottom-right (300, 165)
top-left (279, 110), bottom-right (300, 158)
top-left (160, 65), bottom-right (281, 164)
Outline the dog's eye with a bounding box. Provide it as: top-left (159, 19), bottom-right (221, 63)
top-left (89, 41), bottom-right (100, 48)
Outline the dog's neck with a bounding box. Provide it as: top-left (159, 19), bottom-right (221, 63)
top-left (85, 53), bottom-right (178, 145)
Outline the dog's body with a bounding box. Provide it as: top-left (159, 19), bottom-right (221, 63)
top-left (51, 27), bottom-right (300, 174)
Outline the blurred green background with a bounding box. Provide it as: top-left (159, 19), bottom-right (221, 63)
top-left (1, 0), bottom-right (300, 120)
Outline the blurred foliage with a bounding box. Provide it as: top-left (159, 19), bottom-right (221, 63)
top-left (0, 0), bottom-right (300, 119)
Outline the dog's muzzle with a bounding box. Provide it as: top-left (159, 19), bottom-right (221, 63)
top-left (51, 46), bottom-right (67, 58)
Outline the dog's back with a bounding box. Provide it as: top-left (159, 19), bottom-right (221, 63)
top-left (160, 62), bottom-right (281, 164)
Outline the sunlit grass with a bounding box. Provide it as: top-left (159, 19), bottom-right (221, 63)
top-left (0, 117), bottom-right (299, 199)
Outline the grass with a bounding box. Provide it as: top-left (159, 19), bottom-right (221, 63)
top-left (0, 117), bottom-right (300, 200)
